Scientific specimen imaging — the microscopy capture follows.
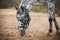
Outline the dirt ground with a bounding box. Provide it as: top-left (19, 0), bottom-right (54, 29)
top-left (0, 9), bottom-right (60, 40)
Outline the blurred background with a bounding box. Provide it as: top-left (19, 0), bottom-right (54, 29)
top-left (0, 0), bottom-right (60, 40)
top-left (0, 0), bottom-right (48, 13)
top-left (0, 0), bottom-right (60, 15)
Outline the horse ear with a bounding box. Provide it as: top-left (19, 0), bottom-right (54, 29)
top-left (15, 6), bottom-right (19, 10)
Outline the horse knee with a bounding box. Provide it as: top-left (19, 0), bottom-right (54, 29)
top-left (49, 17), bottom-right (52, 22)
top-left (48, 17), bottom-right (53, 33)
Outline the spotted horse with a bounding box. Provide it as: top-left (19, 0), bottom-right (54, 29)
top-left (15, 0), bottom-right (60, 36)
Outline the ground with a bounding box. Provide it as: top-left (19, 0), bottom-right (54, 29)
top-left (0, 9), bottom-right (60, 40)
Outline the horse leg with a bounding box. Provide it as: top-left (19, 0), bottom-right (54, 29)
top-left (47, 0), bottom-right (60, 36)
top-left (53, 16), bottom-right (60, 36)
top-left (47, 0), bottom-right (55, 36)
top-left (47, 14), bottom-right (53, 36)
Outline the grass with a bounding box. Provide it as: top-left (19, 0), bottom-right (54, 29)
top-left (31, 5), bottom-right (48, 13)
top-left (31, 2), bottom-right (48, 13)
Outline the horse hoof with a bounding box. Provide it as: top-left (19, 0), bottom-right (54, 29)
top-left (46, 33), bottom-right (51, 37)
